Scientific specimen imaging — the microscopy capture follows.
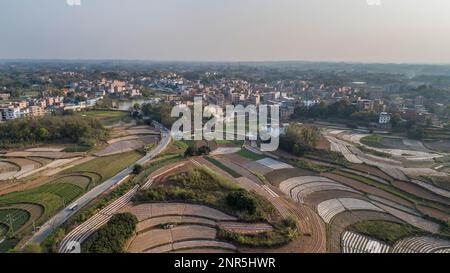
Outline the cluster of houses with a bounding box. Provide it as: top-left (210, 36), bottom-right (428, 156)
top-left (0, 71), bottom-right (442, 129)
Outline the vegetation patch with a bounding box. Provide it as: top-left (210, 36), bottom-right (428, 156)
top-left (237, 149), bottom-right (266, 161)
top-left (62, 144), bottom-right (93, 153)
top-left (0, 183), bottom-right (83, 223)
top-left (82, 213), bottom-right (138, 253)
top-left (349, 220), bottom-right (426, 245)
top-left (360, 134), bottom-right (383, 145)
top-left (62, 151), bottom-right (142, 182)
top-left (0, 115), bottom-right (108, 148)
top-left (204, 156), bottom-right (242, 178)
top-left (135, 167), bottom-right (276, 222)
top-left (80, 110), bottom-right (131, 125)
top-left (50, 175), bottom-right (92, 191)
top-left (287, 158), bottom-right (334, 173)
top-left (218, 216), bottom-right (298, 247)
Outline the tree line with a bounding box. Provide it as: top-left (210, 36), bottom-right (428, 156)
top-left (0, 115), bottom-right (108, 148)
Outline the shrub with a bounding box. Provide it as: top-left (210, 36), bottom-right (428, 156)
top-left (132, 164), bottom-right (143, 174)
top-left (226, 190), bottom-right (257, 214)
top-left (82, 213), bottom-right (138, 253)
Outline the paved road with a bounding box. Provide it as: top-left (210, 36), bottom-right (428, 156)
top-left (26, 122), bottom-right (171, 245)
top-left (59, 161), bottom-right (186, 252)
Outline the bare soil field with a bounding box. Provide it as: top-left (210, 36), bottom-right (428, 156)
top-left (25, 147), bottom-right (65, 152)
top-left (136, 216), bottom-right (216, 233)
top-left (107, 135), bottom-right (140, 144)
top-left (124, 203), bottom-right (237, 222)
top-left (145, 240), bottom-right (237, 253)
top-left (375, 202), bottom-right (440, 233)
top-left (304, 190), bottom-right (365, 208)
top-left (392, 180), bottom-right (450, 206)
top-left (241, 161), bottom-right (272, 175)
top-left (424, 140), bottom-right (450, 153)
top-left (171, 248), bottom-right (235, 253)
top-left (323, 173), bottom-right (414, 208)
top-left (265, 168), bottom-right (316, 186)
top-left (0, 162), bottom-right (19, 173)
top-left (347, 163), bottom-right (393, 182)
top-left (416, 205), bottom-right (450, 222)
top-left (221, 153), bottom-right (252, 165)
top-left (3, 151), bottom-right (83, 159)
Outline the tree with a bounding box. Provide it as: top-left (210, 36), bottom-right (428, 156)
top-left (226, 190), bottom-right (257, 214)
top-left (280, 124), bottom-right (321, 156)
top-left (82, 213), bottom-right (138, 253)
top-left (132, 164), bottom-right (143, 174)
top-left (38, 127), bottom-right (50, 140)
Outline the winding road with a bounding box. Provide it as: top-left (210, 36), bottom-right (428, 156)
top-left (25, 122), bottom-right (171, 246)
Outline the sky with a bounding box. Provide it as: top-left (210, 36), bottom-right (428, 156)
top-left (1, 0), bottom-right (450, 63)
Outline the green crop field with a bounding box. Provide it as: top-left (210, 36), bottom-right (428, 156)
top-left (80, 111), bottom-right (131, 125)
top-left (237, 149), bottom-right (266, 161)
top-left (0, 223), bottom-right (8, 237)
top-left (63, 151), bottom-right (142, 181)
top-left (349, 220), bottom-right (426, 244)
top-left (0, 151), bottom-right (142, 233)
top-left (0, 184), bottom-right (83, 219)
top-left (50, 175), bottom-right (92, 191)
top-left (204, 156), bottom-right (242, 178)
top-left (360, 134), bottom-right (385, 147)
top-left (0, 209), bottom-right (31, 234)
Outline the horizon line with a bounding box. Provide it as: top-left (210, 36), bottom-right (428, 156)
top-left (1, 58), bottom-right (450, 66)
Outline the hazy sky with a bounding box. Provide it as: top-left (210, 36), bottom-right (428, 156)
top-left (1, 0), bottom-right (450, 63)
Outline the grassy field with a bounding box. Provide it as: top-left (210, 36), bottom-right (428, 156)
top-left (349, 220), bottom-right (426, 245)
top-left (50, 175), bottom-right (92, 191)
top-left (237, 149), bottom-right (266, 161)
top-left (214, 140), bottom-right (244, 146)
top-left (360, 134), bottom-right (385, 148)
top-left (0, 209), bottom-right (30, 234)
top-left (0, 184), bottom-right (83, 222)
top-left (204, 156), bottom-right (242, 178)
top-left (62, 151), bottom-right (142, 182)
top-left (80, 110), bottom-right (131, 125)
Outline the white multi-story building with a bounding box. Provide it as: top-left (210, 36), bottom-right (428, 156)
top-left (379, 112), bottom-right (391, 124)
top-left (0, 106), bottom-right (21, 120)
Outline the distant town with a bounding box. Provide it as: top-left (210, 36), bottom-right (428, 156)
top-left (1, 62), bottom-right (448, 136)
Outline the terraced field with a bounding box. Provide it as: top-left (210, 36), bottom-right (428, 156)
top-left (62, 151), bottom-right (142, 182)
top-left (49, 175), bottom-right (92, 191)
top-left (392, 236), bottom-right (450, 253)
top-left (0, 151), bottom-right (142, 236)
top-left (280, 176), bottom-right (360, 204)
top-left (124, 203), bottom-right (242, 253)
